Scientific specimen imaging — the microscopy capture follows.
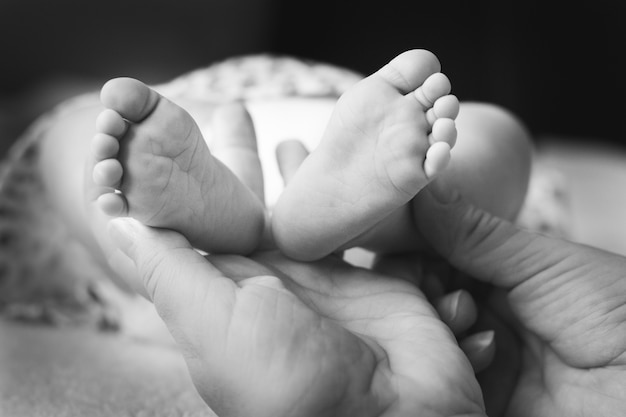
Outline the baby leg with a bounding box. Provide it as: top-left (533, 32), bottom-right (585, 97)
top-left (272, 50), bottom-right (459, 261)
top-left (91, 78), bottom-right (266, 254)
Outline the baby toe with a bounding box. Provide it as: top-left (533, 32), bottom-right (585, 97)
top-left (428, 118), bottom-right (457, 148)
top-left (91, 133), bottom-right (120, 161)
top-left (426, 95), bottom-right (460, 125)
top-left (96, 109), bottom-right (127, 137)
top-left (376, 49), bottom-right (442, 94)
top-left (93, 159), bottom-right (123, 187)
top-left (414, 72), bottom-right (452, 109)
top-left (97, 193), bottom-right (128, 217)
top-left (100, 78), bottom-right (160, 123)
top-left (424, 142), bottom-right (452, 179)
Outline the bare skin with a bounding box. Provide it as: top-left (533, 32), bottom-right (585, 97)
top-left (91, 50), bottom-right (460, 260)
top-left (100, 113), bottom-right (498, 416)
top-left (413, 182), bottom-right (626, 416)
top-left (36, 50), bottom-right (531, 293)
top-left (104, 162), bottom-right (626, 417)
top-left (106, 214), bottom-right (490, 417)
top-left (91, 78), bottom-right (266, 255)
top-left (31, 78), bottom-right (521, 416)
top-left (272, 49), bottom-right (459, 260)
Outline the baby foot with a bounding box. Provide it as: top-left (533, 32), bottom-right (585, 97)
top-left (272, 49), bottom-right (459, 261)
top-left (90, 78), bottom-right (266, 254)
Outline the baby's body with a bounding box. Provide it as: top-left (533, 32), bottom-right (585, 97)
top-left (38, 50), bottom-right (532, 289)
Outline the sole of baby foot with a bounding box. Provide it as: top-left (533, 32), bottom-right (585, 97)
top-left (272, 49), bottom-right (459, 261)
top-left (89, 77), bottom-right (266, 254)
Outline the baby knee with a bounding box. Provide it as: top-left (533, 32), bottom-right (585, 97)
top-left (457, 102), bottom-right (533, 168)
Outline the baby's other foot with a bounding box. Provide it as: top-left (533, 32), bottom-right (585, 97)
top-left (272, 49), bottom-right (459, 260)
top-left (90, 78), bottom-right (265, 254)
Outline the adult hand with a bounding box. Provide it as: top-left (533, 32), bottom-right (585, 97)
top-left (412, 182), bottom-right (626, 416)
top-left (107, 217), bottom-right (488, 417)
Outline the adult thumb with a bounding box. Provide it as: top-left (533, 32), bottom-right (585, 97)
top-left (413, 182), bottom-right (581, 289)
top-left (107, 218), bottom-right (237, 346)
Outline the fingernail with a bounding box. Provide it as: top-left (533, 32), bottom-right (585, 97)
top-left (471, 330), bottom-right (495, 351)
top-left (107, 218), bottom-right (136, 252)
top-left (461, 330), bottom-right (496, 373)
top-left (450, 290), bottom-right (462, 321)
top-left (460, 330), bottom-right (496, 359)
top-left (442, 290), bottom-right (461, 323)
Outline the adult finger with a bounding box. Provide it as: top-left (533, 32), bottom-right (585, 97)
top-left (414, 181), bottom-right (626, 366)
top-left (107, 218), bottom-right (237, 351)
top-left (211, 102), bottom-right (265, 201)
top-left (275, 139), bottom-right (309, 185)
top-left (413, 181), bottom-right (595, 289)
top-left (106, 247), bottom-right (149, 297)
top-left (436, 290), bottom-right (494, 373)
top-left (459, 330), bottom-right (496, 373)
top-left (435, 290), bottom-right (478, 336)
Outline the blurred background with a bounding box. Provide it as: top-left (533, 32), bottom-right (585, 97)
top-left (1, 0), bottom-right (624, 157)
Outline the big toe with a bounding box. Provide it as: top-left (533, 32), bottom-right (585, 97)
top-left (100, 78), bottom-right (160, 123)
top-left (375, 49), bottom-right (442, 94)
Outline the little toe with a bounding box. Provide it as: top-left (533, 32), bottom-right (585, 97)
top-left (413, 72), bottom-right (452, 109)
top-left (97, 193), bottom-right (128, 217)
top-left (100, 78), bottom-right (160, 123)
top-left (424, 142), bottom-right (452, 179)
top-left (428, 118), bottom-right (457, 147)
top-left (91, 133), bottom-right (120, 161)
top-left (95, 109), bottom-right (127, 137)
top-left (93, 159), bottom-right (123, 187)
top-left (375, 49), bottom-right (442, 94)
top-left (426, 95), bottom-right (460, 125)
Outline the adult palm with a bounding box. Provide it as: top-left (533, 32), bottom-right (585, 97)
top-left (108, 219), bottom-right (486, 417)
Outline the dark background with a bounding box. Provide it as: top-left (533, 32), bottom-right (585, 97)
top-left (1, 0), bottom-right (624, 155)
